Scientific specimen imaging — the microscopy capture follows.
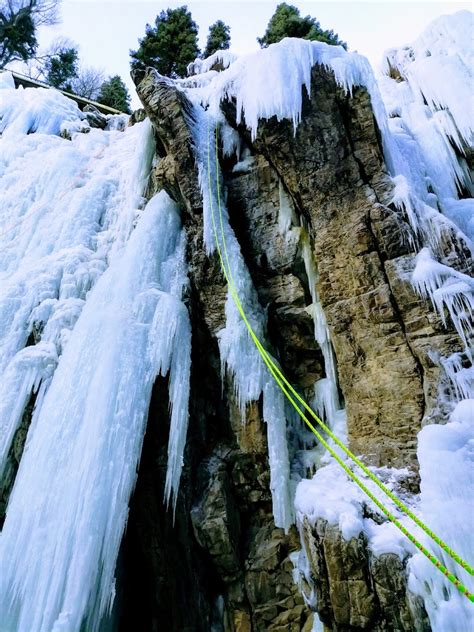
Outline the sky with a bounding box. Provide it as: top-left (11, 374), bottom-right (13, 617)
top-left (35, 0), bottom-right (471, 108)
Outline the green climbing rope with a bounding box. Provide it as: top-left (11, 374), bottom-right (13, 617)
top-left (206, 120), bottom-right (474, 603)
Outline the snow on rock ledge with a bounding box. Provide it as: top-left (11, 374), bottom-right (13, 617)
top-left (186, 38), bottom-right (388, 143)
top-left (0, 84), bottom-right (85, 136)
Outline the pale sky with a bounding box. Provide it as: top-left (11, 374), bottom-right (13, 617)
top-left (35, 0), bottom-right (471, 108)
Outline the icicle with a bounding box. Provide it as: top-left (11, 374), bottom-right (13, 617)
top-left (412, 248), bottom-right (474, 353)
top-left (300, 236), bottom-right (342, 431)
top-left (278, 181), bottom-right (296, 235)
top-left (438, 352), bottom-right (474, 402)
top-left (263, 380), bottom-right (294, 531)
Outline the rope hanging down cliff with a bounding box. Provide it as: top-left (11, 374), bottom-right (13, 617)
top-left (206, 120), bottom-right (474, 603)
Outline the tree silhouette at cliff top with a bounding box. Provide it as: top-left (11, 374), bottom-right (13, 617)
top-left (130, 6), bottom-right (200, 78)
top-left (203, 20), bottom-right (231, 59)
top-left (258, 3), bottom-right (346, 49)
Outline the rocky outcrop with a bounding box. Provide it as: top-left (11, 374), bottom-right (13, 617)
top-left (223, 68), bottom-right (423, 468)
top-left (299, 516), bottom-right (430, 632)
top-left (121, 65), bottom-right (470, 630)
top-left (222, 65), bottom-right (469, 468)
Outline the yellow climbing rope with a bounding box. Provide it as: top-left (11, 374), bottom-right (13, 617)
top-left (206, 120), bottom-right (474, 603)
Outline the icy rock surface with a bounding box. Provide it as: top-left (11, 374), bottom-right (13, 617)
top-left (182, 14), bottom-right (473, 629)
top-left (188, 100), bottom-right (294, 531)
top-left (294, 14), bottom-right (472, 630)
top-left (380, 10), bottom-right (474, 246)
top-left (0, 83), bottom-right (191, 631)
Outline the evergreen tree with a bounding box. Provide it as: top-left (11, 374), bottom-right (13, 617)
top-left (130, 5), bottom-right (200, 78)
top-left (203, 19), bottom-right (230, 59)
top-left (97, 75), bottom-right (131, 113)
top-left (0, 4), bottom-right (36, 68)
top-left (258, 3), bottom-right (346, 49)
top-left (44, 47), bottom-right (78, 91)
top-left (0, 0), bottom-right (60, 68)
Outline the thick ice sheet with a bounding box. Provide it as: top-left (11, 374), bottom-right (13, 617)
top-left (0, 82), bottom-right (191, 630)
top-left (0, 102), bottom-right (153, 478)
top-left (0, 191), bottom-right (191, 632)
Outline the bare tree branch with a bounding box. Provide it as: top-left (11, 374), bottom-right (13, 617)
top-left (70, 65), bottom-right (105, 100)
top-left (1, 0), bottom-right (60, 27)
top-left (18, 36), bottom-right (74, 78)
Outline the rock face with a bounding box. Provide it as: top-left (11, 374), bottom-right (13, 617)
top-left (299, 517), bottom-right (430, 632)
top-left (225, 67), bottom-right (434, 469)
top-left (117, 66), bottom-right (470, 630)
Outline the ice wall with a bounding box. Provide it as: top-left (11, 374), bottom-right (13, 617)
top-left (380, 13), bottom-right (474, 394)
top-left (0, 77), bottom-right (191, 630)
top-left (409, 399), bottom-right (474, 630)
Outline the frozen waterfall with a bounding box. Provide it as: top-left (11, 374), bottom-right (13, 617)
top-left (0, 81), bottom-right (191, 631)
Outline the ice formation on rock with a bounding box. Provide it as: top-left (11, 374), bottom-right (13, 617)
top-left (187, 50), bottom-right (238, 77)
top-left (188, 99), bottom-right (294, 531)
top-left (409, 399), bottom-right (474, 631)
top-left (0, 78), bottom-right (191, 630)
top-left (380, 12), bottom-right (474, 410)
top-left (182, 14), bottom-right (473, 629)
top-left (0, 8), bottom-right (472, 630)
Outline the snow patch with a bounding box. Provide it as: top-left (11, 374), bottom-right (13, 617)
top-left (408, 400), bottom-right (474, 630)
top-left (0, 86), bottom-right (84, 136)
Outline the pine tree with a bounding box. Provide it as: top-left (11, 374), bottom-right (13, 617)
top-left (97, 75), bottom-right (131, 113)
top-left (258, 3), bottom-right (346, 49)
top-left (0, 0), bottom-right (60, 68)
top-left (203, 20), bottom-right (230, 59)
top-left (130, 6), bottom-right (200, 78)
top-left (0, 2), bottom-right (37, 68)
top-left (45, 47), bottom-right (78, 91)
